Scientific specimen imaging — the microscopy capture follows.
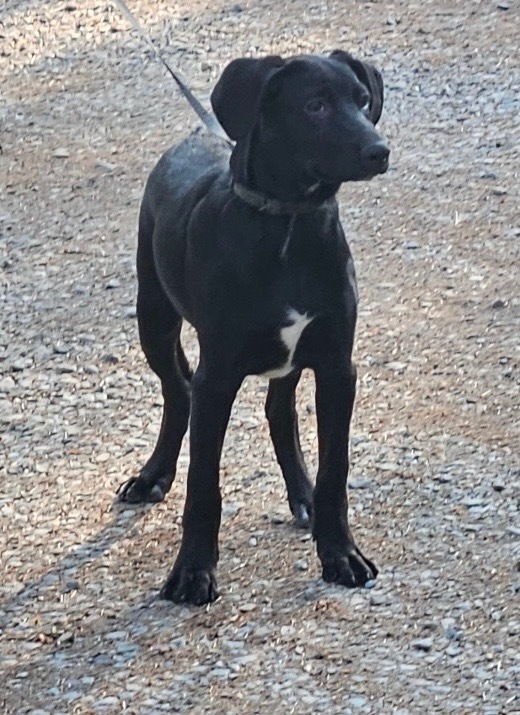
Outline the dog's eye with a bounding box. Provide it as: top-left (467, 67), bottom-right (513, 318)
top-left (305, 99), bottom-right (327, 114)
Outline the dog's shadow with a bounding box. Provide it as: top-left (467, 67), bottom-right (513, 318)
top-left (0, 500), bottom-right (151, 624)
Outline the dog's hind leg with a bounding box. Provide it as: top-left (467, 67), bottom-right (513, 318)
top-left (118, 228), bottom-right (191, 504)
top-left (265, 371), bottom-right (314, 528)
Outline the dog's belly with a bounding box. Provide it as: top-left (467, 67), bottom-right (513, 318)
top-left (260, 308), bottom-right (313, 379)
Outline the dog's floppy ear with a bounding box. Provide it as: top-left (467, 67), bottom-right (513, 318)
top-left (211, 56), bottom-right (286, 141)
top-left (329, 50), bottom-right (384, 125)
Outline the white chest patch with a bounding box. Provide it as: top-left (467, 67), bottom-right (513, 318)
top-left (261, 308), bottom-right (313, 380)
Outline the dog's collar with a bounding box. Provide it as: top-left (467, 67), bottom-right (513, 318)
top-left (233, 182), bottom-right (334, 215)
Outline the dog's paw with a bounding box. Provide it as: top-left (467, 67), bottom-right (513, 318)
top-left (117, 476), bottom-right (168, 504)
top-left (288, 480), bottom-right (314, 529)
top-left (291, 499), bottom-right (313, 529)
top-left (160, 565), bottom-right (219, 606)
top-left (320, 545), bottom-right (378, 587)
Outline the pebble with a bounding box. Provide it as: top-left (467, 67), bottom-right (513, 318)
top-left (350, 695), bottom-right (368, 708)
top-left (239, 603), bottom-right (256, 612)
top-left (0, 376), bottom-right (16, 391)
top-left (369, 593), bottom-right (387, 606)
top-left (105, 631), bottom-right (128, 640)
top-left (56, 632), bottom-right (74, 646)
top-left (412, 638), bottom-right (433, 652)
top-left (11, 359), bottom-right (26, 371)
top-left (53, 343), bottom-right (70, 354)
top-left (349, 477), bottom-right (372, 489)
top-left (56, 363), bottom-right (76, 373)
top-left (93, 697), bottom-right (120, 707)
top-left (385, 362), bottom-right (407, 371)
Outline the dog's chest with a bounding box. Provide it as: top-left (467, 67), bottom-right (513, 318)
top-left (260, 308), bottom-right (313, 379)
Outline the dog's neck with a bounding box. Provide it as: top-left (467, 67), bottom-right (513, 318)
top-left (230, 133), bottom-right (340, 206)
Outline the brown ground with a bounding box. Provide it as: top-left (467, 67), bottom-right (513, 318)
top-left (1, 0), bottom-right (519, 713)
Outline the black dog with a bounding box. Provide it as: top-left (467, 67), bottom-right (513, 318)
top-left (118, 51), bottom-right (389, 605)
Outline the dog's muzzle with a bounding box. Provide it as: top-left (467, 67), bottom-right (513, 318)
top-left (360, 141), bottom-right (390, 175)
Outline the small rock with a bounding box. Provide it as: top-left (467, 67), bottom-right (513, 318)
top-left (96, 160), bottom-right (117, 171)
top-left (369, 593), bottom-right (387, 606)
top-left (350, 593), bottom-right (366, 608)
top-left (349, 477), bottom-right (372, 489)
top-left (93, 697), bottom-right (119, 707)
top-left (105, 630), bottom-right (128, 640)
top-left (53, 343), bottom-right (70, 354)
top-left (461, 496), bottom-right (485, 507)
top-left (52, 147), bottom-right (69, 158)
top-left (294, 559), bottom-right (308, 571)
top-left (385, 361), bottom-right (407, 371)
top-left (0, 376), bottom-right (16, 392)
top-left (115, 641), bottom-right (139, 655)
top-left (378, 462), bottom-right (399, 472)
top-left (106, 278), bottom-right (120, 289)
top-left (497, 2), bottom-right (510, 10)
top-left (62, 580), bottom-right (80, 593)
top-left (412, 638), bottom-right (433, 652)
top-left (92, 654), bottom-right (112, 666)
top-left (445, 626), bottom-right (461, 641)
top-left (56, 363), bottom-right (76, 373)
top-left (223, 503), bottom-right (241, 517)
top-left (239, 603), bottom-right (256, 612)
top-left (63, 692), bottom-right (81, 703)
top-left (56, 631), bottom-right (74, 646)
top-left (350, 695), bottom-right (368, 708)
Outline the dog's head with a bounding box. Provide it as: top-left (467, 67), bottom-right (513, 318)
top-left (211, 51), bottom-right (389, 187)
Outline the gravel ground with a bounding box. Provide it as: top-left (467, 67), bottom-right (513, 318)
top-left (1, 0), bottom-right (519, 713)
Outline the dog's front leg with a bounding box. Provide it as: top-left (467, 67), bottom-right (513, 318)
top-left (312, 360), bottom-right (378, 587)
top-left (160, 364), bottom-right (241, 605)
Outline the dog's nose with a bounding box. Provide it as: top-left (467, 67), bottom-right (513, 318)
top-left (361, 142), bottom-right (390, 172)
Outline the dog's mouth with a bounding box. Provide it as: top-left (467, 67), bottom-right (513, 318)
top-left (354, 160), bottom-right (389, 181)
top-left (306, 155), bottom-right (389, 186)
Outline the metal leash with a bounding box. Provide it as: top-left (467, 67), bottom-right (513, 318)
top-left (110, 0), bottom-right (230, 142)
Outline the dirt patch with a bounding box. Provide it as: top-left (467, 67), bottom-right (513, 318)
top-left (1, 0), bottom-right (519, 713)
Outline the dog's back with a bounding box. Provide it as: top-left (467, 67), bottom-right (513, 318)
top-left (142, 129), bottom-right (231, 221)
